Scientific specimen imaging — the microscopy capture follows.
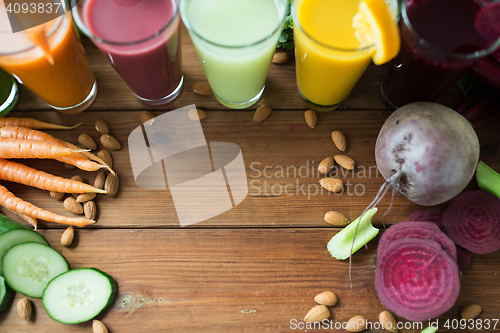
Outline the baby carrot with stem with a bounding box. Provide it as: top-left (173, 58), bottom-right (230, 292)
top-left (0, 138), bottom-right (87, 159)
top-left (0, 126), bottom-right (113, 174)
top-left (0, 159), bottom-right (107, 194)
top-left (0, 185), bottom-right (95, 227)
top-left (0, 117), bottom-right (81, 130)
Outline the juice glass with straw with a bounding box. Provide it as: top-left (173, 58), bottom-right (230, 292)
top-left (0, 5), bottom-right (97, 114)
top-left (293, 0), bottom-right (400, 111)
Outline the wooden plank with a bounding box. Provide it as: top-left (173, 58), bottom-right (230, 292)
top-left (0, 229), bottom-right (498, 332)
top-left (3, 110), bottom-right (499, 229)
top-left (12, 25), bottom-right (463, 112)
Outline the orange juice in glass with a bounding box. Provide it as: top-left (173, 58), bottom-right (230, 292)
top-left (0, 6), bottom-right (96, 113)
top-left (293, 0), bottom-right (398, 111)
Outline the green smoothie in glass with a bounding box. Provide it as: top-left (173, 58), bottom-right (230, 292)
top-left (0, 68), bottom-right (18, 116)
top-left (181, 0), bottom-right (287, 109)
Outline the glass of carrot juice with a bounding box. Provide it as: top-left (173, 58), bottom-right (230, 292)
top-left (293, 0), bottom-right (397, 111)
top-left (0, 7), bottom-right (97, 114)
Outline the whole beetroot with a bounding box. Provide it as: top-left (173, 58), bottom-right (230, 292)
top-left (375, 102), bottom-right (479, 206)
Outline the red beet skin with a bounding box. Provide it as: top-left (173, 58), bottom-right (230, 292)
top-left (443, 190), bottom-right (500, 254)
top-left (375, 238), bottom-right (460, 322)
top-left (377, 221), bottom-right (457, 261)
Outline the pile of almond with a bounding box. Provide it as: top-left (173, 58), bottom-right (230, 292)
top-left (50, 119), bottom-right (121, 247)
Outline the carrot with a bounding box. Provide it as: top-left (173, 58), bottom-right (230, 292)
top-left (60, 140), bottom-right (116, 175)
top-left (0, 138), bottom-right (87, 159)
top-left (0, 126), bottom-right (113, 173)
top-left (0, 159), bottom-right (107, 194)
top-left (7, 208), bottom-right (38, 230)
top-left (0, 185), bottom-right (95, 227)
top-left (0, 117), bottom-right (81, 130)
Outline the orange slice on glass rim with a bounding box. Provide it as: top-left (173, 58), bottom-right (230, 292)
top-left (352, 0), bottom-right (400, 65)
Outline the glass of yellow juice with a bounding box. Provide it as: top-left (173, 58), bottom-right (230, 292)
top-left (293, 0), bottom-right (388, 111)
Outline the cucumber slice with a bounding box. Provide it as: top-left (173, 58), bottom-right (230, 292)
top-left (0, 229), bottom-right (49, 276)
top-left (2, 242), bottom-right (69, 298)
top-left (0, 275), bottom-right (14, 313)
top-left (42, 268), bottom-right (117, 324)
top-left (0, 213), bottom-right (31, 235)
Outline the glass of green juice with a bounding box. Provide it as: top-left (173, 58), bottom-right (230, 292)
top-left (0, 68), bottom-right (19, 116)
top-left (180, 0), bottom-right (288, 109)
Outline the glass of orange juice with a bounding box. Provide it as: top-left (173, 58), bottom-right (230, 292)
top-left (293, 0), bottom-right (398, 111)
top-left (0, 6), bottom-right (96, 114)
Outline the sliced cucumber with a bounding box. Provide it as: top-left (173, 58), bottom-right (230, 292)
top-left (0, 275), bottom-right (14, 313)
top-left (0, 213), bottom-right (31, 235)
top-left (2, 242), bottom-right (69, 298)
top-left (42, 268), bottom-right (117, 324)
top-left (0, 229), bottom-right (49, 276)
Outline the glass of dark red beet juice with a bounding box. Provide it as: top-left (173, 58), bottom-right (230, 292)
top-left (72, 0), bottom-right (183, 105)
top-left (381, 0), bottom-right (500, 110)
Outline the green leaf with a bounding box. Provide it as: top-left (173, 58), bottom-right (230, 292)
top-left (327, 208), bottom-right (378, 260)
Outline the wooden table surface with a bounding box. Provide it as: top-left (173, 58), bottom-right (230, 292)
top-left (1, 25), bottom-right (499, 333)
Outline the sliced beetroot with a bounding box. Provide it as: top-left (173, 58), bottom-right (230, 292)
top-left (375, 238), bottom-right (460, 322)
top-left (443, 190), bottom-right (500, 254)
top-left (377, 221), bottom-right (457, 261)
top-left (456, 245), bottom-right (472, 271)
top-left (409, 207), bottom-right (446, 232)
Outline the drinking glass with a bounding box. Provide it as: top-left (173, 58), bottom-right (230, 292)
top-left (181, 0), bottom-right (287, 109)
top-left (381, 0), bottom-right (500, 110)
top-left (0, 7), bottom-right (97, 114)
top-left (72, 0), bottom-right (183, 106)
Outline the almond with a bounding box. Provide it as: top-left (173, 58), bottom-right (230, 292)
top-left (100, 134), bottom-right (121, 151)
top-left (334, 155), bottom-right (355, 170)
top-left (314, 291), bottom-right (338, 307)
top-left (97, 150), bottom-right (113, 169)
top-left (318, 157), bottom-right (334, 174)
top-left (253, 104), bottom-right (272, 123)
top-left (84, 201), bottom-right (97, 220)
top-left (188, 108), bottom-right (207, 120)
top-left (61, 226), bottom-right (74, 247)
top-left (94, 170), bottom-right (106, 190)
top-left (64, 197), bottom-right (83, 215)
top-left (95, 120), bottom-right (109, 134)
top-left (304, 109), bottom-right (317, 128)
top-left (93, 320), bottom-right (109, 333)
top-left (49, 191), bottom-right (65, 201)
top-left (193, 81), bottom-right (212, 95)
top-left (379, 311), bottom-right (398, 333)
top-left (319, 178), bottom-right (343, 193)
top-left (105, 173), bottom-right (119, 196)
top-left (461, 304), bottom-right (482, 320)
top-left (76, 193), bottom-right (96, 203)
top-left (331, 130), bottom-right (346, 152)
top-left (272, 52), bottom-right (289, 64)
top-left (78, 133), bottom-right (97, 150)
top-left (346, 315), bottom-right (367, 332)
top-left (304, 305), bottom-right (330, 323)
top-left (324, 211), bottom-right (349, 226)
top-left (17, 298), bottom-right (32, 321)
top-left (140, 111), bottom-right (155, 124)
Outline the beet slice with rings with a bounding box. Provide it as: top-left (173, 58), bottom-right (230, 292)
top-left (375, 238), bottom-right (460, 322)
top-left (377, 221), bottom-right (457, 261)
top-left (409, 207), bottom-right (447, 232)
top-left (443, 190), bottom-right (500, 254)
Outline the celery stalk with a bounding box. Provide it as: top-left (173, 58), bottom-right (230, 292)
top-left (476, 161), bottom-right (500, 199)
top-left (420, 327), bottom-right (438, 333)
top-left (327, 208), bottom-right (378, 260)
